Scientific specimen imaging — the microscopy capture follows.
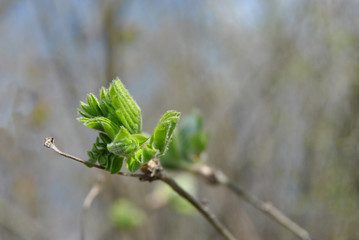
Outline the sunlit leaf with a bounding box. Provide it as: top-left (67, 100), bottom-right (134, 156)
top-left (109, 78), bottom-right (142, 133)
top-left (150, 110), bottom-right (180, 156)
top-left (132, 134), bottom-right (149, 146)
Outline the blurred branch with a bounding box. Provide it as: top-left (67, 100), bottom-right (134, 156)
top-left (189, 165), bottom-right (312, 240)
top-left (81, 174), bottom-right (105, 240)
top-left (44, 137), bottom-right (238, 240)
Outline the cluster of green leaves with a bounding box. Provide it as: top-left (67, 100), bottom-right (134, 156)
top-left (160, 111), bottom-right (209, 170)
top-left (78, 78), bottom-right (180, 173)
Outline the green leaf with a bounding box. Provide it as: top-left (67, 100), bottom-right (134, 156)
top-left (78, 108), bottom-right (91, 118)
top-left (107, 127), bottom-right (140, 156)
top-left (99, 132), bottom-right (112, 144)
top-left (176, 111), bottom-right (209, 160)
top-left (132, 134), bottom-right (149, 146)
top-left (107, 139), bottom-right (138, 156)
top-left (80, 101), bottom-right (97, 117)
top-left (126, 156), bottom-right (142, 173)
top-left (142, 144), bottom-right (158, 163)
top-left (109, 78), bottom-right (142, 133)
top-left (87, 93), bottom-right (103, 116)
top-left (95, 117), bottom-right (119, 140)
top-left (113, 126), bottom-right (131, 142)
top-left (110, 156), bottom-right (124, 174)
top-left (159, 133), bottom-right (189, 169)
top-left (86, 151), bottom-right (97, 168)
top-left (135, 149), bottom-right (143, 163)
top-left (150, 110), bottom-right (180, 156)
top-left (80, 118), bottom-right (104, 131)
top-left (98, 154), bottom-right (108, 167)
top-left (105, 155), bottom-right (114, 171)
top-left (190, 132), bottom-right (209, 154)
top-left (160, 111), bottom-right (209, 169)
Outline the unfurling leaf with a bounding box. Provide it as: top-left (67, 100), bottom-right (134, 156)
top-left (107, 127), bottom-right (149, 157)
top-left (109, 78), bottom-right (142, 134)
top-left (132, 134), bottom-right (149, 146)
top-left (150, 110), bottom-right (181, 156)
top-left (160, 111), bottom-right (209, 170)
top-left (126, 156), bottom-right (142, 173)
top-left (78, 78), bottom-right (180, 174)
top-left (142, 144), bottom-right (158, 163)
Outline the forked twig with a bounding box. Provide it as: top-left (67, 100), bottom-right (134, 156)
top-left (189, 165), bottom-right (311, 240)
top-left (44, 137), bottom-right (238, 240)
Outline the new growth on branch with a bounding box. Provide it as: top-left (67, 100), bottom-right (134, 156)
top-left (44, 77), bottom-right (311, 240)
top-left (77, 78), bottom-right (180, 174)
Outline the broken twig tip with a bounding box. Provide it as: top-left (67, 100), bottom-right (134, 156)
top-left (44, 137), bottom-right (54, 148)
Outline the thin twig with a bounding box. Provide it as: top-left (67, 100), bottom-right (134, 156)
top-left (81, 174), bottom-right (105, 240)
top-left (160, 175), bottom-right (237, 240)
top-left (43, 137), bottom-right (238, 240)
top-left (44, 137), bottom-right (144, 178)
top-left (189, 165), bottom-right (312, 240)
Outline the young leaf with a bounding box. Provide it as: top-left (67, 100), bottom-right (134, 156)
top-left (78, 108), bottom-right (91, 118)
top-left (98, 154), bottom-right (108, 167)
top-left (107, 128), bottom-right (140, 156)
top-left (135, 149), bottom-right (143, 163)
top-left (79, 118), bottom-right (104, 131)
top-left (110, 156), bottom-right (124, 174)
top-left (109, 78), bottom-right (142, 133)
top-left (86, 151), bottom-right (97, 168)
top-left (150, 110), bottom-right (180, 156)
top-left (190, 132), bottom-right (209, 154)
top-left (160, 111), bottom-right (209, 169)
top-left (132, 134), bottom-right (149, 146)
top-left (99, 132), bottom-right (112, 144)
top-left (160, 133), bottom-right (190, 169)
top-left (87, 93), bottom-right (103, 116)
top-left (126, 156), bottom-right (142, 173)
top-left (113, 126), bottom-right (131, 142)
top-left (142, 144), bottom-right (158, 163)
top-left (96, 117), bottom-right (119, 140)
top-left (79, 101), bottom-right (97, 117)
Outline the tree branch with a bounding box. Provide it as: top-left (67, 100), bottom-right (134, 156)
top-left (81, 174), bottom-right (105, 240)
top-left (43, 137), bottom-right (238, 240)
top-left (189, 165), bottom-right (312, 240)
top-left (160, 175), bottom-right (237, 240)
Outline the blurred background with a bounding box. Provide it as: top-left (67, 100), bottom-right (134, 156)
top-left (1, 0), bottom-right (359, 239)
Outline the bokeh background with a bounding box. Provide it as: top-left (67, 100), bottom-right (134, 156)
top-left (1, 0), bottom-right (359, 239)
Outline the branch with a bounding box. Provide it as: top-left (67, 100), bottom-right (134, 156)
top-left (189, 165), bottom-right (312, 240)
top-left (43, 137), bottom-right (238, 240)
top-left (44, 137), bottom-right (143, 178)
top-left (160, 175), bottom-right (237, 240)
top-left (81, 174), bottom-right (105, 240)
